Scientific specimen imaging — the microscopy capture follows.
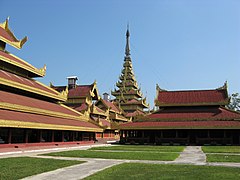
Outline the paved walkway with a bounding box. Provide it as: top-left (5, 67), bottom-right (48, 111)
top-left (1, 145), bottom-right (240, 180)
top-left (22, 158), bottom-right (123, 180)
top-left (174, 146), bottom-right (206, 165)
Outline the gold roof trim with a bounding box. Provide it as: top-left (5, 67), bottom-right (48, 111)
top-left (0, 77), bottom-right (67, 102)
top-left (0, 119), bottom-right (103, 132)
top-left (0, 52), bottom-right (46, 77)
top-left (0, 17), bottom-right (28, 49)
top-left (0, 102), bottom-right (86, 121)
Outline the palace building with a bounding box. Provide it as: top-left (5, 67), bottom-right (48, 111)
top-left (1, 18), bottom-right (240, 147)
top-left (120, 83), bottom-right (240, 145)
top-left (111, 28), bottom-right (149, 120)
top-left (0, 18), bottom-right (102, 147)
top-left (52, 77), bottom-right (128, 142)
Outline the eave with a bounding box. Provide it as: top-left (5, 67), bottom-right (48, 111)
top-left (0, 76), bottom-right (67, 102)
top-left (0, 119), bottom-right (103, 132)
top-left (120, 120), bottom-right (240, 130)
top-left (155, 100), bottom-right (230, 107)
top-left (0, 51), bottom-right (46, 77)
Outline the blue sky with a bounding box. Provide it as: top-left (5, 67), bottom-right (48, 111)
top-left (1, 0), bottom-right (239, 108)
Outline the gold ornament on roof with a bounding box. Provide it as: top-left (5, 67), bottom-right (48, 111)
top-left (39, 64), bottom-right (47, 76)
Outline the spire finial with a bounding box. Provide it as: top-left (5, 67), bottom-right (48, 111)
top-left (125, 24), bottom-right (130, 56)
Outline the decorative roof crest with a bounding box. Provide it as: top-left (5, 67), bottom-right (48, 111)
top-left (156, 84), bottom-right (167, 91)
top-left (60, 86), bottom-right (68, 99)
top-left (39, 64), bottom-right (46, 76)
top-left (216, 81), bottom-right (228, 90)
top-left (0, 17), bottom-right (28, 49)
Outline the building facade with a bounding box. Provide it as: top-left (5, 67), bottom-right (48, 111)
top-left (120, 83), bottom-right (240, 145)
top-left (52, 77), bottom-right (128, 142)
top-left (0, 18), bottom-right (102, 148)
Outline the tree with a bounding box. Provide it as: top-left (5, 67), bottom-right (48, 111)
top-left (227, 93), bottom-right (240, 112)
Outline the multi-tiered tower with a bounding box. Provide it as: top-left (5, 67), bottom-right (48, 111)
top-left (111, 28), bottom-right (149, 119)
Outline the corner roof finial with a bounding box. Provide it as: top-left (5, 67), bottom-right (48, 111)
top-left (125, 24), bottom-right (130, 57)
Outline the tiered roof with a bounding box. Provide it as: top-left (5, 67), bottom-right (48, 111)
top-left (111, 28), bottom-right (149, 118)
top-left (120, 83), bottom-right (240, 130)
top-left (52, 81), bottom-right (100, 115)
top-left (0, 18), bottom-right (102, 132)
top-left (155, 84), bottom-right (229, 107)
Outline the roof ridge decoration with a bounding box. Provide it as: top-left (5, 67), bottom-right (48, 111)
top-left (0, 17), bottom-right (28, 49)
top-left (90, 80), bottom-right (100, 100)
top-left (156, 84), bottom-right (167, 92)
top-left (59, 85), bottom-right (68, 99)
top-left (216, 81), bottom-right (228, 90)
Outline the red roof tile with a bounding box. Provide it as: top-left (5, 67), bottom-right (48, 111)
top-left (120, 120), bottom-right (240, 129)
top-left (125, 110), bottom-right (145, 117)
top-left (0, 50), bottom-right (33, 69)
top-left (0, 90), bottom-right (78, 116)
top-left (0, 70), bottom-right (58, 96)
top-left (146, 107), bottom-right (240, 121)
top-left (100, 119), bottom-right (111, 127)
top-left (0, 109), bottom-right (100, 130)
top-left (0, 26), bottom-right (15, 42)
top-left (70, 103), bottom-right (88, 112)
top-left (68, 85), bottom-right (93, 97)
top-left (156, 89), bottom-right (228, 106)
top-left (102, 100), bottom-right (121, 113)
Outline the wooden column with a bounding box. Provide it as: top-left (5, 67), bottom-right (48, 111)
top-left (51, 131), bottom-right (54, 142)
top-left (25, 129), bottom-right (29, 143)
top-left (62, 131), bottom-right (65, 142)
top-left (8, 128), bottom-right (12, 144)
top-left (39, 130), bottom-right (43, 142)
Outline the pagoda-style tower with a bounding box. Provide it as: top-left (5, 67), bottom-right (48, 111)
top-left (111, 27), bottom-right (149, 119)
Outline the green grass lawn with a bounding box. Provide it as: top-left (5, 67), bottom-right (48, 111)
top-left (84, 163), bottom-right (240, 180)
top-left (89, 145), bottom-right (184, 152)
top-left (0, 157), bottom-right (84, 180)
top-left (202, 146), bottom-right (240, 153)
top-left (207, 154), bottom-right (240, 162)
top-left (45, 150), bottom-right (179, 161)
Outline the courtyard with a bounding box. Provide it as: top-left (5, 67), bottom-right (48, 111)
top-left (1, 144), bottom-right (240, 179)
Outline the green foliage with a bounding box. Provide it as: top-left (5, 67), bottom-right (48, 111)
top-left (84, 163), bottom-right (240, 180)
top-left (202, 146), bottom-right (240, 153)
top-left (45, 150), bottom-right (179, 161)
top-left (227, 93), bottom-right (240, 112)
top-left (0, 157), bottom-right (83, 180)
top-left (207, 154), bottom-right (240, 162)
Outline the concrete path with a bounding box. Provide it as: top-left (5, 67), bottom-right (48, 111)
top-left (174, 146), bottom-right (206, 165)
top-left (22, 158), bottom-right (123, 180)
